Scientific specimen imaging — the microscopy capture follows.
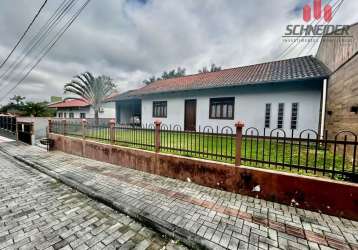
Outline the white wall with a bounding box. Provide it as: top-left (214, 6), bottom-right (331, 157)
top-left (88, 102), bottom-right (116, 118)
top-left (56, 102), bottom-right (116, 119)
top-left (16, 117), bottom-right (50, 140)
top-left (141, 81), bottom-right (323, 137)
top-left (142, 98), bottom-right (185, 127)
top-left (56, 107), bottom-right (90, 119)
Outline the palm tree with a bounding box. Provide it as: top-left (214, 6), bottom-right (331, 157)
top-left (64, 72), bottom-right (116, 125)
top-left (21, 102), bottom-right (55, 117)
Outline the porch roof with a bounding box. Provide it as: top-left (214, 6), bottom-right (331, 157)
top-left (106, 90), bottom-right (141, 101)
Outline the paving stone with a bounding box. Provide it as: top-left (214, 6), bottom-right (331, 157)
top-left (0, 148), bottom-right (184, 250)
top-left (1, 141), bottom-right (357, 250)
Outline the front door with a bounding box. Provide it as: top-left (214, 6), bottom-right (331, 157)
top-left (184, 99), bottom-right (197, 131)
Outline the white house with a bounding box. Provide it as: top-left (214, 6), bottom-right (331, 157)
top-left (48, 98), bottom-right (116, 119)
top-left (110, 56), bottom-right (330, 137)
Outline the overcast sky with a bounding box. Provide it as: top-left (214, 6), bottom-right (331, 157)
top-left (0, 0), bottom-right (357, 104)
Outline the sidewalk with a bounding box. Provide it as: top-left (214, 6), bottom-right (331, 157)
top-left (1, 141), bottom-right (358, 250)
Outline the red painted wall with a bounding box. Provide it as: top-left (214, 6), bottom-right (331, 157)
top-left (49, 133), bottom-right (358, 220)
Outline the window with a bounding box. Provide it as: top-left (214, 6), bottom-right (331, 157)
top-left (351, 106), bottom-right (358, 114)
top-left (277, 103), bottom-right (284, 128)
top-left (69, 113), bottom-right (74, 118)
top-left (209, 97), bottom-right (235, 119)
top-left (58, 112), bottom-right (63, 118)
top-left (63, 113), bottom-right (67, 118)
top-left (80, 113), bottom-right (86, 119)
top-left (291, 103), bottom-right (299, 129)
top-left (153, 101), bottom-right (167, 118)
top-left (264, 103), bottom-right (271, 128)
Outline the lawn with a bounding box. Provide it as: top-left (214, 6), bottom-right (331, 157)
top-left (61, 125), bottom-right (356, 181)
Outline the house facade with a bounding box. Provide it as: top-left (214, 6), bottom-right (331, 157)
top-left (48, 98), bottom-right (116, 119)
top-left (140, 81), bottom-right (322, 136)
top-left (110, 56), bottom-right (330, 137)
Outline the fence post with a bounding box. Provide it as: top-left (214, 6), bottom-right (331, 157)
top-left (235, 121), bottom-right (245, 166)
top-left (81, 119), bottom-right (87, 140)
top-left (47, 119), bottom-right (52, 137)
top-left (30, 122), bottom-right (35, 145)
top-left (15, 121), bottom-right (19, 145)
top-left (62, 119), bottom-right (67, 135)
top-left (154, 120), bottom-right (161, 153)
top-left (109, 119), bottom-right (115, 143)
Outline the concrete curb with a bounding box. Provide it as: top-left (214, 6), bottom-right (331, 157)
top-left (4, 151), bottom-right (223, 250)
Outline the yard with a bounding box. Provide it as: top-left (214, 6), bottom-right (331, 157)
top-left (60, 124), bottom-right (357, 181)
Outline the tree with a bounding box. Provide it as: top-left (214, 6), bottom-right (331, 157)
top-left (0, 100), bottom-right (55, 117)
top-left (198, 64), bottom-right (222, 73)
top-left (64, 72), bottom-right (116, 125)
top-left (143, 67), bottom-right (186, 85)
top-left (143, 76), bottom-right (157, 85)
top-left (9, 95), bottom-right (25, 105)
top-left (161, 67), bottom-right (186, 79)
top-left (21, 102), bottom-right (55, 117)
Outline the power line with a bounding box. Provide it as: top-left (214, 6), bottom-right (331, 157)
top-left (0, 0), bottom-right (89, 101)
top-left (283, 0), bottom-right (343, 59)
top-left (0, 0), bottom-right (92, 102)
top-left (296, 0), bottom-right (345, 57)
top-left (0, 0), bottom-right (77, 85)
top-left (0, 0), bottom-right (48, 70)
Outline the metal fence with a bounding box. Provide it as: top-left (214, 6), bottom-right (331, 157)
top-left (241, 128), bottom-right (357, 182)
top-left (51, 118), bottom-right (113, 126)
top-left (49, 119), bottom-right (358, 182)
top-left (0, 115), bottom-right (16, 134)
top-left (113, 124), bottom-right (155, 150)
top-left (160, 124), bottom-right (235, 162)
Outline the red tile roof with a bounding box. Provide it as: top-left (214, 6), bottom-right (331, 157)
top-left (48, 98), bottom-right (90, 108)
top-left (115, 56), bottom-right (330, 99)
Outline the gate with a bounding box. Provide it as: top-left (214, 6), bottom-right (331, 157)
top-left (17, 122), bottom-right (34, 145)
top-left (0, 115), bottom-right (16, 134)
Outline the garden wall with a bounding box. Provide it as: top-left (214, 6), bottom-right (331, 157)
top-left (49, 133), bottom-right (358, 220)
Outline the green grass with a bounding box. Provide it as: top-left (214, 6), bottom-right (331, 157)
top-left (60, 126), bottom-right (357, 181)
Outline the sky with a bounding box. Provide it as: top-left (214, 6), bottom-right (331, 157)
top-left (0, 0), bottom-right (357, 104)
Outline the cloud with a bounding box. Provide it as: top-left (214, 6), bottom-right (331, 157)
top-left (0, 0), bottom-right (356, 104)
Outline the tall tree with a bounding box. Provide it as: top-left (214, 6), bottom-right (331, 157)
top-left (143, 76), bottom-right (157, 85)
top-left (64, 72), bottom-right (116, 124)
top-left (198, 64), bottom-right (222, 73)
top-left (9, 95), bottom-right (25, 105)
top-left (143, 67), bottom-right (186, 85)
top-left (161, 67), bottom-right (186, 79)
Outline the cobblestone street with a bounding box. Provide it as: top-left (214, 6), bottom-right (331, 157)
top-left (0, 141), bottom-right (358, 250)
top-left (0, 149), bottom-right (185, 250)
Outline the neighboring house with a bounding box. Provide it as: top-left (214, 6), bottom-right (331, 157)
top-left (316, 22), bottom-right (358, 138)
top-left (110, 56), bottom-right (330, 137)
top-left (48, 98), bottom-right (116, 119)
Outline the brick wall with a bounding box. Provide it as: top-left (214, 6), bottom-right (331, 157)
top-left (316, 24), bottom-right (358, 72)
top-left (316, 23), bottom-right (358, 138)
top-left (325, 55), bottom-right (358, 138)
